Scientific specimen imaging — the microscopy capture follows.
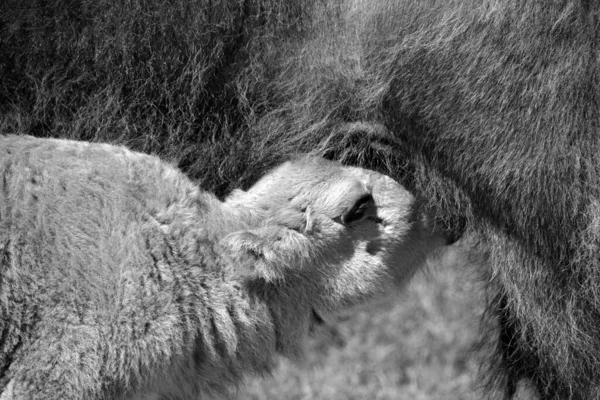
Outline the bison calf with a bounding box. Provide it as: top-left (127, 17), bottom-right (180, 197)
top-left (0, 135), bottom-right (447, 399)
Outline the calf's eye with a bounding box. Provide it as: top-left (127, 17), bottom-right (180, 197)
top-left (342, 194), bottom-right (374, 225)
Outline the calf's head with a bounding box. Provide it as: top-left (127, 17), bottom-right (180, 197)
top-left (221, 156), bottom-right (449, 346)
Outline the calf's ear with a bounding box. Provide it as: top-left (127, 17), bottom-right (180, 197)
top-left (218, 226), bottom-right (313, 283)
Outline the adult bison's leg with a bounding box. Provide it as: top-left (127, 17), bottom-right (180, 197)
top-left (497, 293), bottom-right (578, 400)
top-left (497, 295), bottom-right (520, 399)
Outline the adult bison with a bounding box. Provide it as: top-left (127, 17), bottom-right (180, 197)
top-left (257, 1), bottom-right (600, 398)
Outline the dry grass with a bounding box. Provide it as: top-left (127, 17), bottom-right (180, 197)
top-left (237, 247), bottom-right (498, 400)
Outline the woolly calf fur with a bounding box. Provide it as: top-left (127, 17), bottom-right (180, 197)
top-left (0, 135), bottom-right (448, 400)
